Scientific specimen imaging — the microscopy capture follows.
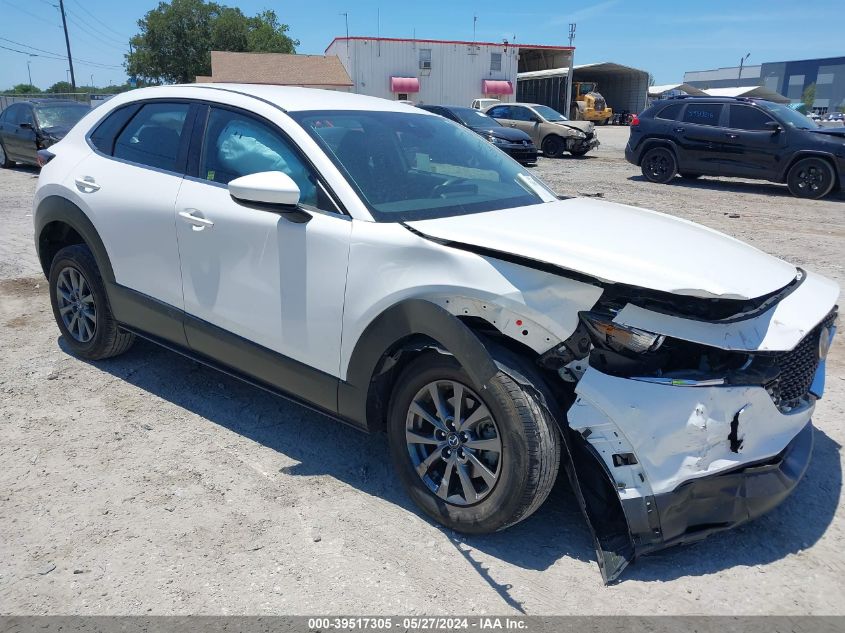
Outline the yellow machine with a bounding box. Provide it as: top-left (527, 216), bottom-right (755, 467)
top-left (571, 81), bottom-right (613, 125)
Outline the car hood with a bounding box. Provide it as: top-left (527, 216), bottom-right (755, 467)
top-left (807, 127), bottom-right (845, 138)
top-left (472, 126), bottom-right (533, 142)
top-left (39, 125), bottom-right (72, 138)
top-left (549, 120), bottom-right (593, 134)
top-left (405, 198), bottom-right (798, 300)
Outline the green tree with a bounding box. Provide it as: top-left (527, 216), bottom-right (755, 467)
top-left (4, 83), bottom-right (42, 94)
top-left (46, 81), bottom-right (74, 93)
top-left (126, 0), bottom-right (298, 84)
top-left (801, 82), bottom-right (816, 111)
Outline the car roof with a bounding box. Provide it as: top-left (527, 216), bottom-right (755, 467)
top-left (124, 84), bottom-right (430, 114)
top-left (10, 99), bottom-right (85, 106)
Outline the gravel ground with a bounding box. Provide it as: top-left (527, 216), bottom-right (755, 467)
top-left (1, 127), bottom-right (844, 615)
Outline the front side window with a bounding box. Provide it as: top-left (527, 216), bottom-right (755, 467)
top-left (113, 102), bottom-right (190, 171)
top-left (728, 105), bottom-right (775, 131)
top-left (757, 101), bottom-right (819, 130)
top-left (14, 105), bottom-right (35, 127)
top-left (509, 106), bottom-right (536, 122)
top-left (199, 107), bottom-right (329, 211)
top-left (682, 103), bottom-right (722, 126)
top-left (291, 110), bottom-right (557, 222)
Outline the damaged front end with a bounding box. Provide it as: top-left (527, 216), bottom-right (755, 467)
top-left (539, 271), bottom-right (839, 583)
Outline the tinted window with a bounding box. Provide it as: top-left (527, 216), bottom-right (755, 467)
top-left (657, 103), bottom-right (683, 120)
top-left (682, 104), bottom-right (722, 126)
top-left (728, 105), bottom-right (775, 131)
top-left (486, 105), bottom-right (511, 119)
top-left (199, 107), bottom-right (330, 212)
top-left (0, 106), bottom-right (8, 122)
top-left (509, 106), bottom-right (535, 122)
top-left (89, 104), bottom-right (141, 154)
top-left (291, 109), bottom-right (557, 222)
top-left (114, 102), bottom-right (189, 171)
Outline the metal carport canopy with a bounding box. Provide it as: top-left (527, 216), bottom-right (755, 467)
top-left (572, 62), bottom-right (650, 113)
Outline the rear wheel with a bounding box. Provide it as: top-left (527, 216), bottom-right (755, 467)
top-left (48, 244), bottom-right (135, 360)
top-left (387, 353), bottom-right (560, 534)
top-left (786, 157), bottom-right (836, 199)
top-left (641, 147), bottom-right (677, 184)
top-left (0, 141), bottom-right (12, 168)
top-left (541, 135), bottom-right (565, 158)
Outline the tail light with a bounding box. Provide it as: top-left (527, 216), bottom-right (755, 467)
top-left (36, 150), bottom-right (55, 167)
top-left (629, 114), bottom-right (640, 126)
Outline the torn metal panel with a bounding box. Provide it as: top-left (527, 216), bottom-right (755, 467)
top-left (612, 270), bottom-right (840, 352)
top-left (569, 367), bottom-right (814, 496)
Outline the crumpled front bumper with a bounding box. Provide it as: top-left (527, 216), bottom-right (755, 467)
top-left (567, 136), bottom-right (600, 153)
top-left (565, 367), bottom-right (820, 582)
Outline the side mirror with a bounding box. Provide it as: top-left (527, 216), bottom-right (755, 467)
top-left (228, 171), bottom-right (300, 206)
top-left (764, 121), bottom-right (783, 133)
top-left (530, 115), bottom-right (541, 123)
top-left (19, 122), bottom-right (33, 130)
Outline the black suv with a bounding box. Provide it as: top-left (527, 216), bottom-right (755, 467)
top-left (625, 96), bottom-right (845, 199)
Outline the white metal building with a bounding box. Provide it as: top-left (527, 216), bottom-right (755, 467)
top-left (324, 36), bottom-right (574, 106)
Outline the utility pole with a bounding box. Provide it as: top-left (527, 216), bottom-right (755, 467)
top-left (58, 0), bottom-right (76, 89)
top-left (27, 60), bottom-right (33, 86)
top-left (565, 23), bottom-right (576, 120)
top-left (738, 52), bottom-right (750, 82)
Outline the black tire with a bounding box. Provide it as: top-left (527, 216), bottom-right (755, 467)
top-left (0, 140), bottom-right (13, 168)
top-left (786, 157), bottom-right (836, 200)
top-left (570, 147), bottom-right (591, 157)
top-left (48, 244), bottom-right (134, 360)
top-left (541, 135), bottom-right (565, 158)
top-left (641, 146), bottom-right (677, 183)
top-left (387, 353), bottom-right (560, 534)
top-left (679, 172), bottom-right (702, 180)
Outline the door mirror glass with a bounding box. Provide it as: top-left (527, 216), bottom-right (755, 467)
top-left (19, 122), bottom-right (33, 129)
top-left (764, 120), bottom-right (783, 132)
top-left (228, 171), bottom-right (301, 206)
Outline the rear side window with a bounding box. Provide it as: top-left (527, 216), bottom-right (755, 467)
top-left (728, 105), bottom-right (775, 131)
top-left (113, 102), bottom-right (190, 172)
top-left (656, 103), bottom-right (683, 120)
top-left (89, 104), bottom-right (141, 154)
top-left (682, 103), bottom-right (722, 126)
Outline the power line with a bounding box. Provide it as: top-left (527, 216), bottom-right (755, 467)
top-left (65, 13), bottom-right (128, 51)
top-left (68, 0), bottom-right (131, 41)
top-left (0, 37), bottom-right (123, 69)
top-left (0, 0), bottom-right (62, 29)
top-left (65, 8), bottom-right (128, 47)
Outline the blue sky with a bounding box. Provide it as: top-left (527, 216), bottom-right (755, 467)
top-left (1, 0), bottom-right (841, 90)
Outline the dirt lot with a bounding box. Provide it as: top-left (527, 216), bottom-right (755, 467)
top-left (1, 126), bottom-right (844, 615)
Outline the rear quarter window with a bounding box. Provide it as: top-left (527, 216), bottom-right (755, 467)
top-left (656, 103), bottom-right (683, 120)
top-left (89, 104), bottom-right (141, 155)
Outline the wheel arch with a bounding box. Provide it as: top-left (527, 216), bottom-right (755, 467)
top-left (636, 138), bottom-right (680, 166)
top-left (35, 195), bottom-right (114, 284)
top-left (778, 151), bottom-right (839, 185)
top-left (338, 299), bottom-right (502, 432)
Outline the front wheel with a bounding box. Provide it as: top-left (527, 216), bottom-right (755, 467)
top-left (786, 157), bottom-right (836, 199)
top-left (48, 244), bottom-right (135, 360)
top-left (387, 353), bottom-right (560, 534)
top-left (541, 135), bottom-right (565, 158)
top-left (641, 147), bottom-right (678, 184)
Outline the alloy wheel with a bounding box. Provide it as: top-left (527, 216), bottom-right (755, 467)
top-left (646, 153), bottom-right (670, 179)
top-left (795, 164), bottom-right (826, 193)
top-left (405, 379), bottom-right (502, 506)
top-left (56, 266), bottom-right (97, 343)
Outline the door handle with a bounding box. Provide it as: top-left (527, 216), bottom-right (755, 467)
top-left (725, 133), bottom-right (739, 139)
top-left (178, 209), bottom-right (214, 230)
top-left (673, 127), bottom-right (685, 133)
top-left (74, 176), bottom-right (100, 192)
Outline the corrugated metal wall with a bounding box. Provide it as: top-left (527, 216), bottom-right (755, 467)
top-left (327, 39), bottom-right (519, 105)
top-left (572, 69), bottom-right (649, 114)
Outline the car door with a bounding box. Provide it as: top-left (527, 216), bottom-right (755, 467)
top-left (506, 106), bottom-right (542, 144)
top-left (674, 103), bottom-right (725, 173)
top-left (174, 104), bottom-right (352, 395)
top-left (3, 104), bottom-right (35, 160)
top-left (71, 100), bottom-right (193, 337)
top-left (15, 104), bottom-right (38, 163)
top-left (0, 104), bottom-right (14, 158)
top-left (720, 104), bottom-right (786, 178)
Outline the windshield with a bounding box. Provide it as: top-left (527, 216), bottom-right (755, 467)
top-left (452, 107), bottom-right (502, 129)
top-left (757, 101), bottom-right (820, 130)
top-left (533, 105), bottom-right (568, 122)
top-left (291, 110), bottom-right (556, 222)
top-left (34, 104), bottom-right (90, 130)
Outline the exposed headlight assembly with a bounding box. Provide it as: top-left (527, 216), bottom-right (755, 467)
top-left (488, 135), bottom-right (509, 145)
top-left (581, 312), bottom-right (665, 354)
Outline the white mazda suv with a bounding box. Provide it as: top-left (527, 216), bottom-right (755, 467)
top-left (33, 84), bottom-right (838, 582)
